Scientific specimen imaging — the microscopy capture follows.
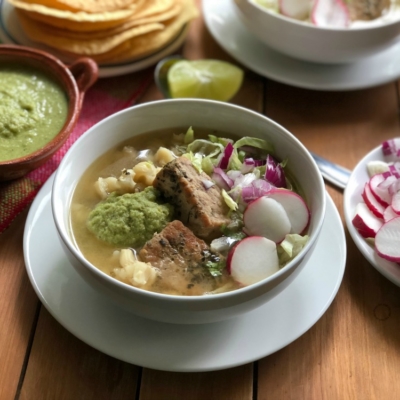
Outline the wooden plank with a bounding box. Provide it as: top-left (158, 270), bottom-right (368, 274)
top-left (0, 208), bottom-right (39, 400)
top-left (20, 308), bottom-right (140, 400)
top-left (140, 365), bottom-right (253, 400)
top-left (257, 81), bottom-right (400, 399)
top-left (264, 82), bottom-right (400, 170)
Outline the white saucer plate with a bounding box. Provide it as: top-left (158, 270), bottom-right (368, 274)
top-left (203, 0), bottom-right (400, 91)
top-left (344, 146), bottom-right (400, 287)
top-left (0, 0), bottom-right (188, 78)
top-left (23, 175), bottom-right (346, 372)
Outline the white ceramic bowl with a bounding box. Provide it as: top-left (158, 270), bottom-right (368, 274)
top-left (52, 99), bottom-right (326, 324)
top-left (233, 0), bottom-right (400, 64)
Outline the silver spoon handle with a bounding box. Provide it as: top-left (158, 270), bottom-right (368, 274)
top-left (310, 152), bottom-right (351, 190)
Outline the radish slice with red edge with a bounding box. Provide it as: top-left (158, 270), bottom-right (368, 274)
top-left (383, 205), bottom-right (398, 222)
top-left (243, 196), bottom-right (291, 243)
top-left (227, 236), bottom-right (279, 285)
top-left (391, 191), bottom-right (400, 214)
top-left (265, 188), bottom-right (310, 234)
top-left (280, 0), bottom-right (312, 20)
top-left (375, 216), bottom-right (400, 262)
top-left (362, 183), bottom-right (385, 219)
top-left (352, 202), bottom-right (383, 238)
top-left (369, 173), bottom-right (394, 207)
top-left (311, 0), bottom-right (350, 27)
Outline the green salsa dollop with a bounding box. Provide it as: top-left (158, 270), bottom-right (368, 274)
top-left (0, 63), bottom-right (69, 161)
top-left (87, 187), bottom-right (174, 247)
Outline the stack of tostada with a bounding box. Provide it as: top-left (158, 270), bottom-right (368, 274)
top-left (6, 0), bottom-right (198, 64)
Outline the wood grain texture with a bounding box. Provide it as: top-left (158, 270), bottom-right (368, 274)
top-left (140, 365), bottom-right (253, 400)
top-left (20, 308), bottom-right (140, 400)
top-left (0, 208), bottom-right (39, 400)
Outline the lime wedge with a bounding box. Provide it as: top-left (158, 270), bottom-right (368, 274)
top-left (167, 60), bottom-right (244, 102)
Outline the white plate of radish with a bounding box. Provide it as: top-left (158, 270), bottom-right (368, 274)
top-left (344, 139), bottom-right (400, 287)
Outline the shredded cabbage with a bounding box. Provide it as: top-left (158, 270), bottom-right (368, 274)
top-left (184, 151), bottom-right (203, 173)
top-left (233, 136), bottom-right (274, 153)
top-left (222, 189), bottom-right (238, 211)
top-left (278, 234), bottom-right (309, 266)
top-left (187, 139), bottom-right (224, 158)
top-left (184, 126), bottom-right (194, 144)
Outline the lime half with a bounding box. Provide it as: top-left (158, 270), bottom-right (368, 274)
top-left (167, 60), bottom-right (244, 102)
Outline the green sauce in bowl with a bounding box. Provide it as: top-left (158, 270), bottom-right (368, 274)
top-left (0, 63), bottom-right (68, 162)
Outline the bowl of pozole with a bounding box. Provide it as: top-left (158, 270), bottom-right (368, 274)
top-left (52, 99), bottom-right (326, 324)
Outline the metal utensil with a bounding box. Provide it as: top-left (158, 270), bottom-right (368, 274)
top-left (310, 152), bottom-right (351, 190)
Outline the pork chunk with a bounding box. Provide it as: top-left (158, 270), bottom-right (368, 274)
top-left (153, 156), bottom-right (231, 240)
top-left (139, 220), bottom-right (222, 295)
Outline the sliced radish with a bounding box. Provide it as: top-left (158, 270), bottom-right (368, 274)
top-left (227, 236), bottom-right (279, 285)
top-left (391, 191), bottom-right (400, 214)
top-left (280, 0), bottom-right (312, 20)
top-left (383, 205), bottom-right (398, 222)
top-left (264, 188), bottom-right (310, 234)
top-left (243, 196), bottom-right (291, 243)
top-left (352, 202), bottom-right (383, 238)
top-left (369, 173), bottom-right (394, 207)
top-left (311, 0), bottom-right (350, 27)
top-left (362, 183), bottom-right (385, 219)
top-left (388, 178), bottom-right (400, 196)
top-left (375, 217), bottom-right (400, 262)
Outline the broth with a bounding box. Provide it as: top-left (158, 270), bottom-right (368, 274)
top-left (70, 127), bottom-right (306, 296)
top-left (70, 128), bottom-right (241, 296)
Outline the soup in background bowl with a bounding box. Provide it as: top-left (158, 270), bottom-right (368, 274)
top-left (234, 0), bottom-right (400, 64)
top-left (52, 99), bottom-right (326, 324)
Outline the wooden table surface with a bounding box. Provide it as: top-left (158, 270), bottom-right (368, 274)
top-left (2, 2), bottom-right (400, 399)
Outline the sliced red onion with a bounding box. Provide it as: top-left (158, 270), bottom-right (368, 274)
top-left (382, 138), bottom-right (400, 162)
top-left (265, 154), bottom-right (286, 188)
top-left (227, 170), bottom-right (242, 181)
top-left (202, 179), bottom-right (215, 190)
top-left (233, 172), bottom-right (257, 188)
top-left (252, 178), bottom-right (273, 191)
top-left (241, 179), bottom-right (273, 203)
top-left (218, 142), bottom-right (234, 169)
top-left (241, 158), bottom-right (255, 174)
top-left (240, 157), bottom-right (267, 174)
top-left (212, 167), bottom-right (234, 191)
top-left (377, 175), bottom-right (397, 190)
top-left (389, 163), bottom-right (400, 178)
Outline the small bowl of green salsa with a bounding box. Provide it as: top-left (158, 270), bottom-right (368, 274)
top-left (0, 44), bottom-right (98, 180)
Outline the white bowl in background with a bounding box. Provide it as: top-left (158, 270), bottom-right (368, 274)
top-left (233, 0), bottom-right (400, 64)
top-left (52, 99), bottom-right (326, 324)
